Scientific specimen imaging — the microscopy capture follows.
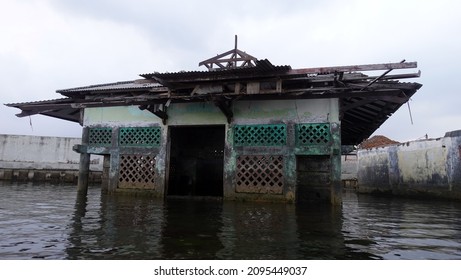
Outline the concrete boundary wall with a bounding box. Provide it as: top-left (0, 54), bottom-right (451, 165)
top-left (0, 134), bottom-right (102, 182)
top-left (357, 130), bottom-right (461, 200)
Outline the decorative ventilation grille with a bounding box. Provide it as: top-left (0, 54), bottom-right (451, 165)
top-left (234, 124), bottom-right (286, 146)
top-left (296, 123), bottom-right (331, 145)
top-left (88, 127), bottom-right (112, 146)
top-left (118, 154), bottom-right (156, 189)
top-left (119, 127), bottom-right (161, 146)
top-left (236, 155), bottom-right (284, 194)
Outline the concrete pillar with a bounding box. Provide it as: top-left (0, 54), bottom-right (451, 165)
top-left (108, 151), bottom-right (120, 193)
top-left (77, 127), bottom-right (90, 195)
top-left (330, 125), bottom-right (342, 206)
top-left (101, 154), bottom-right (110, 193)
top-left (222, 124), bottom-right (235, 199)
top-left (329, 98), bottom-right (342, 206)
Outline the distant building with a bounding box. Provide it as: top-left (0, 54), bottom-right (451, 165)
top-left (6, 45), bottom-right (422, 204)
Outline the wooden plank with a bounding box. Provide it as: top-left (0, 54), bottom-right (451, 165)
top-left (288, 61), bottom-right (417, 75)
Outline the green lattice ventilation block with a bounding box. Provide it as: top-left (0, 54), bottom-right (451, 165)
top-left (119, 127), bottom-right (161, 147)
top-left (88, 127), bottom-right (112, 146)
top-left (296, 123), bottom-right (331, 145)
top-left (234, 124), bottom-right (286, 146)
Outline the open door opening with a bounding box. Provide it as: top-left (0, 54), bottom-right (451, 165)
top-left (167, 126), bottom-right (225, 197)
top-left (296, 155), bottom-right (331, 204)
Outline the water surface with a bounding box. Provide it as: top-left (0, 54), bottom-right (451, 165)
top-left (1, 182), bottom-right (460, 259)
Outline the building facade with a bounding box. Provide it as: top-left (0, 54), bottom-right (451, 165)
top-left (7, 48), bottom-right (422, 204)
top-left (75, 97), bottom-right (341, 204)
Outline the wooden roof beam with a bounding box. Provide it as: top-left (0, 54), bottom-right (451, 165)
top-left (288, 61), bottom-right (417, 75)
top-left (360, 59), bottom-right (406, 91)
top-left (284, 88), bottom-right (410, 99)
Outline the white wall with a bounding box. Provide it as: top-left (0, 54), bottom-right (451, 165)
top-left (0, 134), bottom-right (102, 171)
top-left (357, 132), bottom-right (461, 198)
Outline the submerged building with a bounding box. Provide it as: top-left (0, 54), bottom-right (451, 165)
top-left (6, 46), bottom-right (422, 204)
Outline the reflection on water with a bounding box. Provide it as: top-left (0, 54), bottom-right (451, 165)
top-left (342, 192), bottom-right (461, 259)
top-left (1, 182), bottom-right (461, 259)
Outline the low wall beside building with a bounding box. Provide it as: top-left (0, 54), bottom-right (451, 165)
top-left (357, 130), bottom-right (461, 200)
top-left (0, 134), bottom-right (102, 183)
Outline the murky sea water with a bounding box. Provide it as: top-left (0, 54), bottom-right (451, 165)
top-left (1, 182), bottom-right (461, 260)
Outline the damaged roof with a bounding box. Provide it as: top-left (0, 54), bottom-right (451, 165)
top-left (140, 59), bottom-right (291, 83)
top-left (5, 58), bottom-right (422, 145)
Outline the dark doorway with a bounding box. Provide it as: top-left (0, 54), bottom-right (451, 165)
top-left (167, 126), bottom-right (225, 197)
top-left (296, 155), bottom-right (331, 204)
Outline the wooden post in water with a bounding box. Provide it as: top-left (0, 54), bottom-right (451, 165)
top-left (77, 126), bottom-right (90, 195)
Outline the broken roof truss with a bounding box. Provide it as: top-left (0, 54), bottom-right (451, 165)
top-left (198, 35), bottom-right (258, 70)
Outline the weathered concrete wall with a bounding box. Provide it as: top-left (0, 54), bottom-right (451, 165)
top-left (225, 98), bottom-right (341, 204)
top-left (83, 102), bottom-right (227, 196)
top-left (0, 134), bottom-right (102, 182)
top-left (357, 130), bottom-right (461, 200)
top-left (444, 130), bottom-right (461, 192)
top-left (82, 99), bottom-right (342, 204)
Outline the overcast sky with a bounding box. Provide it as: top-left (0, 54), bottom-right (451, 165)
top-left (1, 0), bottom-right (460, 142)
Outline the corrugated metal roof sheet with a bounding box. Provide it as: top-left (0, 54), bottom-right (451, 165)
top-left (141, 59), bottom-right (291, 82)
top-left (5, 97), bottom-right (80, 123)
top-left (57, 80), bottom-right (163, 94)
top-left (6, 97), bottom-right (73, 107)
